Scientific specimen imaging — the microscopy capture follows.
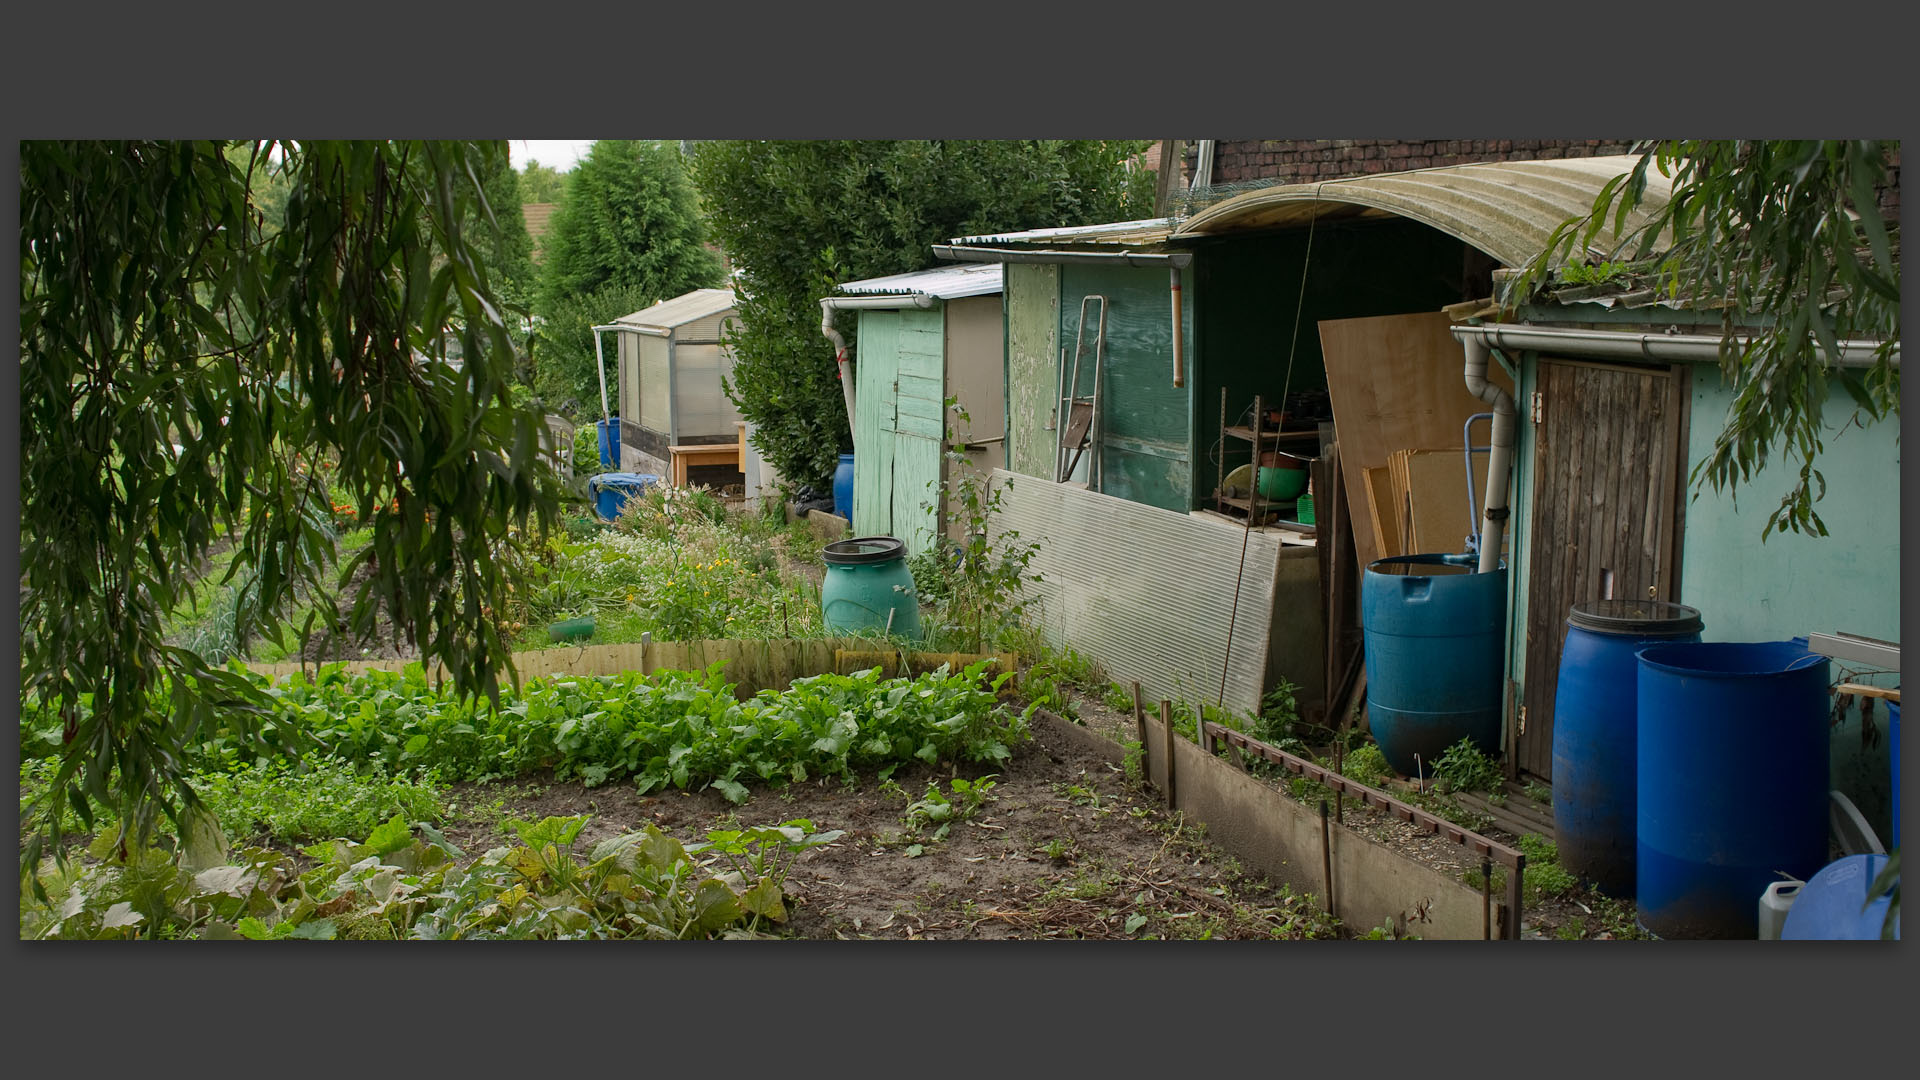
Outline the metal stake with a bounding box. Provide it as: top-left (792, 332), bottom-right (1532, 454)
top-left (1319, 799), bottom-right (1335, 916)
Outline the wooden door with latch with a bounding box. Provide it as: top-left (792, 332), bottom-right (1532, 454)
top-left (1518, 357), bottom-right (1690, 780)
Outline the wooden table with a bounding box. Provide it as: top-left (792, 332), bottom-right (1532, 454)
top-left (667, 422), bottom-right (747, 487)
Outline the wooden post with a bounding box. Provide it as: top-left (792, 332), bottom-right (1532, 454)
top-left (1506, 853), bottom-right (1526, 940)
top-left (1131, 679), bottom-right (1147, 770)
top-left (1482, 857), bottom-right (1493, 941)
top-left (1160, 698), bottom-right (1176, 810)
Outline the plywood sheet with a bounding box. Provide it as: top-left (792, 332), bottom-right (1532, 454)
top-left (1363, 466), bottom-right (1402, 563)
top-left (1318, 311), bottom-right (1513, 568)
top-left (1401, 448), bottom-right (1475, 557)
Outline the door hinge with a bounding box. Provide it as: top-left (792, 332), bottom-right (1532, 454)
top-left (1517, 705), bottom-right (1527, 736)
top-left (1530, 390), bottom-right (1544, 425)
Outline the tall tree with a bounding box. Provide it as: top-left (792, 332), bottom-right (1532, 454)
top-left (518, 159), bottom-right (569, 205)
top-left (531, 140), bottom-right (724, 414)
top-left (689, 140), bottom-right (1157, 490)
top-left (18, 140), bottom-right (570, 876)
top-left (465, 142), bottom-right (537, 318)
top-left (1510, 140), bottom-right (1900, 538)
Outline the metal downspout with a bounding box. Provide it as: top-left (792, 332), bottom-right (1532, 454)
top-left (591, 328), bottom-right (612, 428)
top-left (819, 300), bottom-right (858, 437)
top-left (819, 293), bottom-right (940, 440)
top-left (1460, 334), bottom-right (1516, 577)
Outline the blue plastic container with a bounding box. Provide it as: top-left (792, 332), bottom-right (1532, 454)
top-left (588, 472), bottom-right (659, 522)
top-left (1891, 699), bottom-right (1901, 851)
top-left (1780, 853), bottom-right (1899, 940)
top-left (596, 418), bottom-right (621, 469)
top-left (1362, 554), bottom-right (1506, 778)
top-left (832, 453), bottom-right (855, 522)
top-left (821, 536), bottom-right (920, 641)
top-left (1552, 600), bottom-right (1704, 899)
top-left (1636, 640), bottom-right (1831, 939)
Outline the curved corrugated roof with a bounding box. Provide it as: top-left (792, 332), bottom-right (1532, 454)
top-left (1174, 156), bottom-right (1672, 268)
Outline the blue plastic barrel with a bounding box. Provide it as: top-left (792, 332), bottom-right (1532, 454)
top-left (1779, 853), bottom-right (1899, 940)
top-left (1636, 640), bottom-right (1831, 939)
top-left (821, 536), bottom-right (921, 641)
top-left (1362, 554), bottom-right (1506, 778)
top-left (1552, 600), bottom-right (1704, 898)
top-left (832, 454), bottom-right (855, 522)
top-left (588, 472), bottom-right (659, 522)
top-left (597, 418), bottom-right (621, 469)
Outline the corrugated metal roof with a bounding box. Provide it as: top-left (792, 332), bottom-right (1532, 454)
top-left (613, 288), bottom-right (736, 330)
top-left (949, 217), bottom-right (1175, 248)
top-left (1173, 156), bottom-right (1673, 268)
top-left (832, 261), bottom-right (1004, 300)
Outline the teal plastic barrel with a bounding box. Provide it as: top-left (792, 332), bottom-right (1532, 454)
top-left (1362, 554), bottom-right (1506, 777)
top-left (821, 536), bottom-right (921, 641)
top-left (1636, 640), bottom-right (1830, 939)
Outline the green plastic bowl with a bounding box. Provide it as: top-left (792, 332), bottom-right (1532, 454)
top-left (1257, 466), bottom-right (1308, 502)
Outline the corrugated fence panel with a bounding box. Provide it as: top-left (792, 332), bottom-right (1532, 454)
top-left (990, 469), bottom-right (1279, 716)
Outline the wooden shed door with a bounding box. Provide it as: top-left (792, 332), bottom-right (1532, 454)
top-left (889, 310), bottom-right (947, 555)
top-left (851, 308), bottom-right (946, 554)
top-left (1518, 358), bottom-right (1689, 780)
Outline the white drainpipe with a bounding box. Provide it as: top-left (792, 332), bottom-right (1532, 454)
top-left (1456, 332), bottom-right (1517, 576)
top-left (819, 293), bottom-right (939, 439)
top-left (1455, 323), bottom-right (1895, 370)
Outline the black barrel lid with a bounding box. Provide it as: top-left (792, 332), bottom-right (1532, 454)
top-left (822, 535), bottom-right (907, 566)
top-left (1568, 599), bottom-right (1704, 636)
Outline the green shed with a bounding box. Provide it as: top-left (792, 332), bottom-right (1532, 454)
top-left (825, 262), bottom-right (1006, 555)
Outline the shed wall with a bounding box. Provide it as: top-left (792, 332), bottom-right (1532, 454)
top-left (639, 335), bottom-right (670, 434)
top-left (1676, 374), bottom-right (1900, 644)
top-left (1005, 263), bottom-right (1060, 481)
top-left (672, 342), bottom-right (742, 440)
top-left (1058, 262), bottom-right (1195, 511)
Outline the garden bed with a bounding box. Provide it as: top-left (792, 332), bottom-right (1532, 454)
top-left (432, 710), bottom-right (1343, 940)
top-left (1032, 682), bottom-right (1647, 940)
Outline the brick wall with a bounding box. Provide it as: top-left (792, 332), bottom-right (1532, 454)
top-left (1181, 139), bottom-right (1637, 187)
top-left (1178, 138), bottom-right (1899, 225)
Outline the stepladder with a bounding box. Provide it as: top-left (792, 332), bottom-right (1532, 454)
top-left (1056, 294), bottom-right (1108, 487)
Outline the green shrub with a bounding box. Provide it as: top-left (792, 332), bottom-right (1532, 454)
top-left (1433, 737), bottom-right (1503, 795)
top-left (1339, 743), bottom-right (1391, 789)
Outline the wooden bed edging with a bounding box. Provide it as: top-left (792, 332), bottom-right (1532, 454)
top-left (1030, 709), bottom-right (1511, 940)
top-left (246, 639), bottom-right (1016, 701)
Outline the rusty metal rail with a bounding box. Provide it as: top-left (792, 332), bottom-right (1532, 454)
top-left (1199, 720), bottom-right (1528, 938)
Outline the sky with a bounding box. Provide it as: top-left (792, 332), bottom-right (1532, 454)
top-left (508, 140), bottom-right (600, 172)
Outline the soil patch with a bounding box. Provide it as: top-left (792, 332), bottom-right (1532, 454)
top-left (436, 711), bottom-right (1340, 940)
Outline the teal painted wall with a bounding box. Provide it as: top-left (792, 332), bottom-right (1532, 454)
top-left (1058, 262), bottom-right (1196, 511)
top-left (1677, 369), bottom-right (1900, 644)
top-left (1503, 354), bottom-right (1901, 675)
